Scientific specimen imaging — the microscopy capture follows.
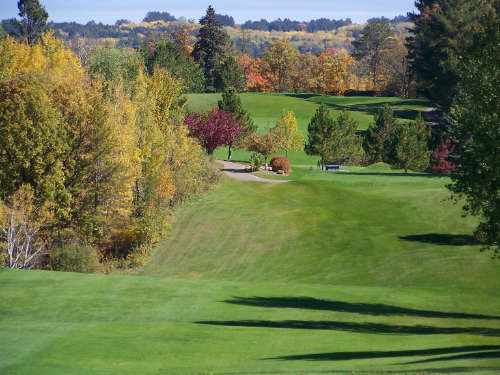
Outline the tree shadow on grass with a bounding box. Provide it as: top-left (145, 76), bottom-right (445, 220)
top-left (285, 93), bottom-right (321, 100)
top-left (315, 101), bottom-right (427, 121)
top-left (264, 345), bottom-right (500, 361)
top-left (400, 234), bottom-right (480, 246)
top-left (196, 320), bottom-right (500, 336)
top-left (222, 297), bottom-right (500, 320)
top-left (339, 171), bottom-right (449, 178)
top-left (403, 350), bottom-right (500, 365)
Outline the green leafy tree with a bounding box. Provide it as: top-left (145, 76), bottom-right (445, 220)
top-left (11, 0), bottom-right (48, 45)
top-left (407, 0), bottom-right (497, 111)
top-left (192, 6), bottom-right (231, 92)
top-left (87, 46), bottom-right (139, 95)
top-left (352, 20), bottom-right (395, 89)
top-left (363, 104), bottom-right (399, 164)
top-left (393, 121), bottom-right (431, 173)
top-left (447, 23), bottom-right (499, 253)
top-left (218, 87), bottom-right (256, 160)
top-left (216, 56), bottom-right (245, 92)
top-left (272, 110), bottom-right (305, 157)
top-left (140, 38), bottom-right (205, 93)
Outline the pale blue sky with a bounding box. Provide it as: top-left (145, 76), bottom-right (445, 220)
top-left (0, 0), bottom-right (416, 24)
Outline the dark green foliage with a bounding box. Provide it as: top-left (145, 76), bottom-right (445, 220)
top-left (140, 38), bottom-right (205, 93)
top-left (447, 23), bottom-right (500, 253)
top-left (407, 0), bottom-right (497, 111)
top-left (305, 106), bottom-right (362, 165)
top-left (142, 11), bottom-right (176, 23)
top-left (216, 56), bottom-right (245, 92)
top-left (192, 6), bottom-right (231, 91)
top-left (218, 87), bottom-right (256, 160)
top-left (323, 111), bottom-right (363, 165)
top-left (363, 105), bottom-right (399, 164)
top-left (215, 14), bottom-right (235, 27)
top-left (50, 243), bottom-right (100, 273)
top-left (305, 105), bottom-right (335, 162)
top-left (393, 119), bottom-right (431, 173)
top-left (10, 0), bottom-right (48, 45)
top-left (352, 20), bottom-right (395, 89)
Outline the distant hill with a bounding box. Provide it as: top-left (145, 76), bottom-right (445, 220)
top-left (1, 14), bottom-right (412, 57)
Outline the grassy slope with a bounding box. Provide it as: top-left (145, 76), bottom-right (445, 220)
top-left (186, 93), bottom-right (429, 165)
top-left (1, 95), bottom-right (499, 375)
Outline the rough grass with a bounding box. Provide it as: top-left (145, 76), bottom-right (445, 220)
top-left (186, 93), bottom-right (429, 165)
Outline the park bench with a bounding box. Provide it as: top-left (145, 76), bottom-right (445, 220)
top-left (324, 163), bottom-right (340, 171)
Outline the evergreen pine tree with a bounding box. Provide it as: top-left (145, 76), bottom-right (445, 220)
top-left (305, 105), bottom-right (335, 167)
top-left (218, 87), bottom-right (256, 160)
top-left (363, 105), bottom-right (398, 164)
top-left (394, 122), bottom-right (431, 173)
top-left (216, 56), bottom-right (245, 92)
top-left (11, 0), bottom-right (48, 45)
top-left (192, 6), bottom-right (231, 92)
top-left (407, 0), bottom-right (497, 111)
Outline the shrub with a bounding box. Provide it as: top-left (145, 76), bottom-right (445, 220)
top-left (50, 243), bottom-right (100, 273)
top-left (428, 136), bottom-right (456, 174)
top-left (270, 156), bottom-right (291, 174)
top-left (249, 153), bottom-right (264, 171)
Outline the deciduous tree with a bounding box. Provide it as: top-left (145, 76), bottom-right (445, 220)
top-left (185, 108), bottom-right (242, 155)
top-left (260, 39), bottom-right (299, 92)
top-left (0, 185), bottom-right (53, 269)
top-left (272, 110), bottom-right (305, 157)
top-left (245, 132), bottom-right (277, 169)
top-left (352, 20), bottom-right (395, 90)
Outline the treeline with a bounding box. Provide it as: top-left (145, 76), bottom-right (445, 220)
top-left (241, 17), bottom-right (352, 32)
top-left (0, 30), bottom-right (219, 271)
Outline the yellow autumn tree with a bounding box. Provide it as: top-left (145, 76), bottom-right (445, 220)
top-left (318, 48), bottom-right (355, 95)
top-left (272, 110), bottom-right (305, 157)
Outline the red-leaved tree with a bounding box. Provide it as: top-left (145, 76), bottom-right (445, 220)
top-left (185, 108), bottom-right (242, 155)
top-left (428, 136), bottom-right (456, 174)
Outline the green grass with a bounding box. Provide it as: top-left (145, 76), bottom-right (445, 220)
top-left (186, 93), bottom-right (429, 165)
top-left (1, 95), bottom-right (499, 375)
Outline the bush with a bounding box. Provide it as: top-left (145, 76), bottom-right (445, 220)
top-left (50, 243), bottom-right (101, 273)
top-left (249, 153), bottom-right (264, 171)
top-left (270, 156), bottom-right (291, 174)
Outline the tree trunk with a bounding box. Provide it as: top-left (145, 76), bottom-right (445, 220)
top-left (227, 143), bottom-right (233, 161)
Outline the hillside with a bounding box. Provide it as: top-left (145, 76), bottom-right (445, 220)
top-left (0, 18), bottom-right (412, 55)
top-left (1, 94), bottom-right (499, 375)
